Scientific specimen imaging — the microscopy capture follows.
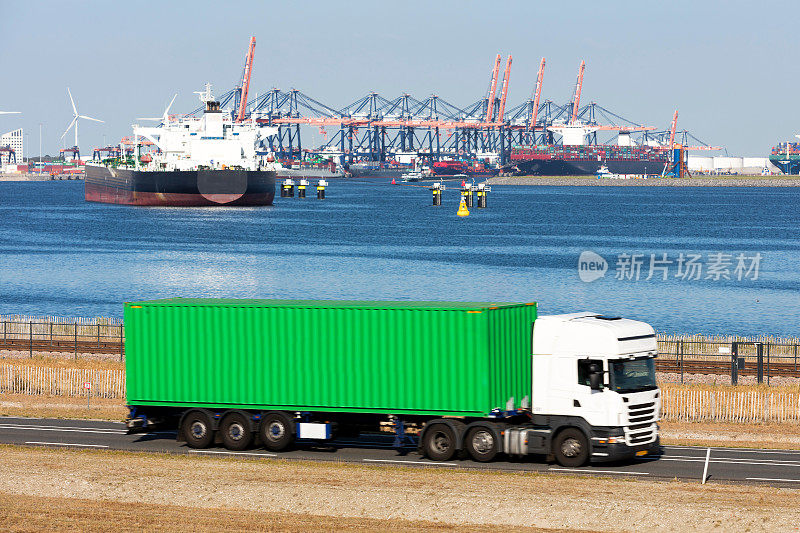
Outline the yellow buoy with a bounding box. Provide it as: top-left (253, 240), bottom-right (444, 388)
top-left (457, 197), bottom-right (470, 217)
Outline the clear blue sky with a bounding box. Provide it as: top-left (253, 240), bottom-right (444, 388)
top-left (1, 0), bottom-right (797, 157)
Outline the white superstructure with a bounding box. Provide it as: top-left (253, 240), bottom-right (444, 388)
top-left (126, 84), bottom-right (278, 172)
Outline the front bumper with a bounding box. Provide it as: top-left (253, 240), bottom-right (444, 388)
top-left (590, 426), bottom-right (661, 463)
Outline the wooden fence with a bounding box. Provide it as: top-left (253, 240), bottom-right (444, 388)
top-left (0, 364), bottom-right (125, 399)
top-left (661, 387), bottom-right (800, 423)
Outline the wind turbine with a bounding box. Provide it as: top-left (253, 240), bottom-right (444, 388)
top-left (60, 88), bottom-right (103, 150)
top-left (137, 93), bottom-right (178, 124)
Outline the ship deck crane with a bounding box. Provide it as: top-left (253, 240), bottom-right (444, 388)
top-left (236, 37), bottom-right (256, 122)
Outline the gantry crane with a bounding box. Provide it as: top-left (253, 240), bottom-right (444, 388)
top-left (496, 55), bottom-right (512, 125)
top-left (569, 60), bottom-right (585, 124)
top-left (530, 57), bottom-right (545, 131)
top-left (485, 54), bottom-right (502, 123)
top-left (236, 37), bottom-right (256, 122)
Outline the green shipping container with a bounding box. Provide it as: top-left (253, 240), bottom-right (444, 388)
top-left (124, 299), bottom-right (537, 417)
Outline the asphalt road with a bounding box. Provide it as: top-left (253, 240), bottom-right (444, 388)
top-left (1, 416), bottom-right (800, 488)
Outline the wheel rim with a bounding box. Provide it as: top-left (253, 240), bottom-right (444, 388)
top-left (190, 420), bottom-right (207, 440)
top-left (561, 437), bottom-right (582, 458)
top-left (471, 430), bottom-right (494, 454)
top-left (267, 421), bottom-right (285, 441)
top-left (228, 422), bottom-right (245, 441)
top-left (431, 431), bottom-right (451, 453)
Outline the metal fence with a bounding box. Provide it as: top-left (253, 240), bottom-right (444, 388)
top-left (656, 339), bottom-right (800, 384)
top-left (0, 318), bottom-right (124, 361)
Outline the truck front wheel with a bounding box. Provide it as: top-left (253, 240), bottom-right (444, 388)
top-left (183, 411), bottom-right (214, 449)
top-left (422, 424), bottom-right (456, 461)
top-left (553, 428), bottom-right (589, 467)
top-left (259, 413), bottom-right (294, 452)
top-left (465, 426), bottom-right (499, 462)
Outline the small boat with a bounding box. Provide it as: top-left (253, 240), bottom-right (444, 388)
top-left (401, 171), bottom-right (424, 182)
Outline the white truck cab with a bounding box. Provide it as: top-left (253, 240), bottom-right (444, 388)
top-left (520, 312), bottom-right (661, 465)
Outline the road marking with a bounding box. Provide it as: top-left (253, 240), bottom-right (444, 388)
top-left (187, 450), bottom-right (277, 457)
top-left (665, 445), bottom-right (800, 455)
top-left (549, 468), bottom-right (649, 475)
top-left (746, 477), bottom-right (800, 483)
top-left (25, 441), bottom-right (109, 448)
top-left (0, 424), bottom-right (125, 435)
top-left (655, 457), bottom-right (800, 468)
top-left (363, 458), bottom-right (457, 466)
top-left (665, 446), bottom-right (800, 456)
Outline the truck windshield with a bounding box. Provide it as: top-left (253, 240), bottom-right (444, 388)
top-left (609, 357), bottom-right (657, 393)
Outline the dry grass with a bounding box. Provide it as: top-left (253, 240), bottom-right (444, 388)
top-left (0, 355), bottom-right (124, 371)
top-left (661, 420), bottom-right (800, 450)
top-left (0, 393), bottom-right (126, 420)
top-left (0, 492), bottom-right (552, 533)
top-left (0, 445), bottom-right (798, 532)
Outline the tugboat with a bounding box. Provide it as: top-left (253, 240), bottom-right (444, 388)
top-left (84, 84), bottom-right (278, 206)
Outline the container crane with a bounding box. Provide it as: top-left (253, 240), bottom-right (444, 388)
top-left (569, 60), bottom-right (585, 124)
top-left (496, 55), bottom-right (512, 125)
top-left (236, 36), bottom-right (256, 122)
top-left (667, 109), bottom-right (678, 148)
top-left (485, 54), bottom-right (502, 123)
top-left (530, 57), bottom-right (545, 130)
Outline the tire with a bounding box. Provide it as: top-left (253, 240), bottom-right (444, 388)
top-left (183, 411), bottom-right (214, 449)
top-left (221, 412), bottom-right (253, 451)
top-left (422, 423), bottom-right (457, 461)
top-left (465, 426), bottom-right (499, 462)
top-left (259, 413), bottom-right (294, 452)
top-left (553, 428), bottom-right (589, 467)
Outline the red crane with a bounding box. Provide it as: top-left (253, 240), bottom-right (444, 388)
top-left (667, 109), bottom-right (678, 148)
top-left (485, 54), bottom-right (502, 123)
top-left (569, 60), bottom-right (585, 124)
top-left (496, 55), bottom-right (513, 125)
top-left (530, 57), bottom-right (545, 130)
top-left (236, 36), bottom-right (256, 122)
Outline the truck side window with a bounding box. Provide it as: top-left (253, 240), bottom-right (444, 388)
top-left (577, 359), bottom-right (603, 387)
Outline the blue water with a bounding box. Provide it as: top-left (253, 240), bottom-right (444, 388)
top-left (0, 180), bottom-right (798, 336)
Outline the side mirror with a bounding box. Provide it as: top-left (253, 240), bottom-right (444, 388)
top-left (588, 363), bottom-right (603, 390)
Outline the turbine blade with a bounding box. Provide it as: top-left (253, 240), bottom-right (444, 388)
top-left (0, 111), bottom-right (21, 115)
top-left (79, 115), bottom-right (104, 123)
top-left (67, 88), bottom-right (77, 115)
top-left (60, 117), bottom-right (77, 139)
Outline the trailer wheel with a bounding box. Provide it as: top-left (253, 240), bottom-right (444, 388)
top-left (259, 413), bottom-right (293, 452)
top-left (183, 411), bottom-right (214, 449)
top-left (553, 428), bottom-right (589, 467)
top-left (221, 412), bottom-right (253, 451)
top-left (465, 426), bottom-right (498, 462)
top-left (422, 424), bottom-right (456, 461)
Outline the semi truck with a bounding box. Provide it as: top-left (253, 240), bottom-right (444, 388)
top-left (124, 299), bottom-right (661, 466)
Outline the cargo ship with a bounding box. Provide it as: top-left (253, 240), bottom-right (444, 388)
top-left (348, 159), bottom-right (498, 179)
top-left (275, 158), bottom-right (346, 180)
top-left (769, 139), bottom-right (800, 174)
top-left (509, 145), bottom-right (670, 176)
top-left (85, 84), bottom-right (277, 206)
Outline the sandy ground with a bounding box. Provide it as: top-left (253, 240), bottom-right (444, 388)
top-left (487, 176), bottom-right (800, 187)
top-left (0, 445), bottom-right (797, 532)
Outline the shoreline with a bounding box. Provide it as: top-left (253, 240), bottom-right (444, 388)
top-left (486, 175), bottom-right (800, 186)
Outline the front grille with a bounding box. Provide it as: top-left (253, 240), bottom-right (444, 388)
top-left (627, 402), bottom-right (657, 425)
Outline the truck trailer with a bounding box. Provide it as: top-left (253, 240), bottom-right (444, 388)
top-left (124, 298), bottom-right (661, 466)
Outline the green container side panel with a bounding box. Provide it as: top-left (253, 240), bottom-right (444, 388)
top-left (124, 299), bottom-right (537, 417)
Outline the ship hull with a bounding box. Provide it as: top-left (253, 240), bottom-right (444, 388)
top-left (276, 168), bottom-right (346, 180)
top-left (513, 158), bottom-right (666, 176)
top-left (85, 165), bottom-right (276, 206)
